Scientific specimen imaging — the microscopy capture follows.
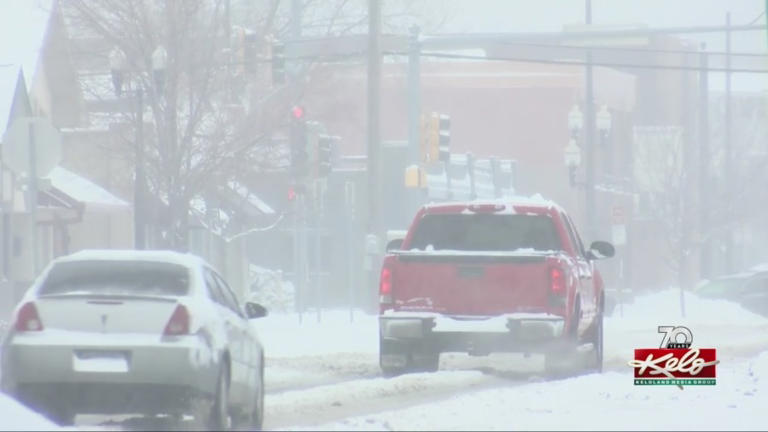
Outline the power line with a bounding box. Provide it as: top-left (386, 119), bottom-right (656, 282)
top-left (748, 11), bottom-right (766, 26)
top-left (381, 50), bottom-right (768, 74)
top-left (477, 40), bottom-right (768, 59)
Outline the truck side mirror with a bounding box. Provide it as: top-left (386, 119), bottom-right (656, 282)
top-left (587, 240), bottom-right (615, 260)
top-left (386, 238), bottom-right (403, 252)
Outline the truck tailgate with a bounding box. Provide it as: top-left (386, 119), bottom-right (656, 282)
top-left (391, 251), bottom-right (558, 316)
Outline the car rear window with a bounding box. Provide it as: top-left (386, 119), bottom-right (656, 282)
top-left (39, 260), bottom-right (190, 296)
top-left (408, 213), bottom-right (562, 252)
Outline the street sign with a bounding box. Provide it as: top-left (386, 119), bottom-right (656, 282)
top-left (611, 205), bottom-right (624, 225)
top-left (1, 116), bottom-right (62, 178)
top-left (612, 224), bottom-right (627, 246)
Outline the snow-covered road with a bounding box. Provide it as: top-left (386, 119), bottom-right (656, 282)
top-left (257, 289), bottom-right (768, 431)
top-left (2, 288), bottom-right (768, 431)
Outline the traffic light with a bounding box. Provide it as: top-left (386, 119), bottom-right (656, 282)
top-left (316, 135), bottom-right (339, 178)
top-left (233, 27), bottom-right (246, 75)
top-left (272, 41), bottom-right (286, 85)
top-left (437, 114), bottom-right (450, 162)
top-left (421, 112), bottom-right (451, 163)
top-left (317, 135), bottom-right (332, 177)
top-left (290, 105), bottom-right (308, 176)
top-left (243, 32), bottom-right (258, 75)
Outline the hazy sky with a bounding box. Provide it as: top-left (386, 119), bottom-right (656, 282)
top-left (432, 0), bottom-right (768, 92)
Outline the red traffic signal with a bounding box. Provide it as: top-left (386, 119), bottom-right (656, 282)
top-left (291, 105), bottom-right (305, 120)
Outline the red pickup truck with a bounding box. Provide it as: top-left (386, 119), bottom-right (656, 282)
top-left (378, 197), bottom-right (614, 376)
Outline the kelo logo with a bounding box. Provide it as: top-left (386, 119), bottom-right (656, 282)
top-left (628, 326), bottom-right (720, 389)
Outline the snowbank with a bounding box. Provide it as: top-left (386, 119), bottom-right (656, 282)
top-left (0, 393), bottom-right (62, 431)
top-left (251, 309), bottom-right (379, 359)
top-left (605, 288), bottom-right (768, 367)
top-left (246, 266), bottom-right (295, 313)
top-left (295, 351), bottom-right (768, 431)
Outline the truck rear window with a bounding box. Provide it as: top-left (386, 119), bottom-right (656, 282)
top-left (39, 260), bottom-right (190, 296)
top-left (408, 213), bottom-right (562, 252)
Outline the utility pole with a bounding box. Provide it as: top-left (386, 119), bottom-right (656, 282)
top-left (407, 25), bottom-right (422, 217)
top-left (367, 0), bottom-right (381, 235)
top-left (134, 87), bottom-right (146, 249)
top-left (408, 26), bottom-right (421, 167)
top-left (724, 11), bottom-right (733, 274)
top-left (366, 0), bottom-right (382, 312)
top-left (584, 0), bottom-right (597, 241)
top-left (698, 43), bottom-right (710, 279)
top-left (291, 0), bottom-right (302, 39)
top-left (28, 122), bottom-right (38, 275)
top-left (680, 48), bottom-right (695, 318)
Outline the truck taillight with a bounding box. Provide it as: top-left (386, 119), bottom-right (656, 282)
top-left (14, 302), bottom-right (44, 332)
top-left (550, 267), bottom-right (566, 296)
top-left (163, 304), bottom-right (190, 336)
top-left (379, 265), bottom-right (393, 304)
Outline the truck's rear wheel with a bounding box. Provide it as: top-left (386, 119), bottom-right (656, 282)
top-left (380, 338), bottom-right (439, 376)
top-left (586, 313), bottom-right (604, 373)
top-left (411, 352), bottom-right (440, 373)
top-left (544, 313), bottom-right (580, 378)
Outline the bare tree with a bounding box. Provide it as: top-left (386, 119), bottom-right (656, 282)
top-left (58, 0), bottom-right (448, 251)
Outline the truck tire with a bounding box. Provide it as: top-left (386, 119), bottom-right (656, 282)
top-left (544, 312), bottom-right (580, 378)
top-left (411, 351), bottom-right (440, 373)
top-left (380, 339), bottom-right (439, 376)
top-left (585, 313), bottom-right (604, 373)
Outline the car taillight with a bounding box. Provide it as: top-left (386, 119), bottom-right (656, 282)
top-left (550, 267), bottom-right (566, 296)
top-left (163, 304), bottom-right (190, 336)
top-left (14, 302), bottom-right (44, 332)
top-left (379, 265), bottom-right (393, 305)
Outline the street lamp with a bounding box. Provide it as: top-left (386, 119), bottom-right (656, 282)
top-left (564, 138), bottom-right (582, 187)
top-left (568, 104), bottom-right (584, 139)
top-left (151, 46), bottom-right (168, 92)
top-left (596, 105), bottom-right (612, 145)
top-left (110, 46), bottom-right (167, 250)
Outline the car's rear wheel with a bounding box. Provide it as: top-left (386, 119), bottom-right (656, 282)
top-left (46, 404), bottom-right (76, 427)
top-left (250, 366), bottom-right (265, 431)
top-left (208, 364), bottom-right (231, 430)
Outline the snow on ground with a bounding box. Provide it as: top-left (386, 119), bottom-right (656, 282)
top-left (252, 309), bottom-right (379, 359)
top-left (255, 288), bottom-right (768, 430)
top-left (0, 393), bottom-right (66, 431)
top-left (297, 352), bottom-right (768, 431)
top-left (604, 288), bottom-right (768, 367)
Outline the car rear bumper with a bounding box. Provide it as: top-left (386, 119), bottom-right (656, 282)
top-left (13, 382), bottom-right (204, 415)
top-left (1, 330), bottom-right (219, 414)
top-left (379, 312), bottom-right (567, 356)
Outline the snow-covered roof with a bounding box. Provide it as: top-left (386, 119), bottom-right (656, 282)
top-left (54, 249), bottom-right (209, 269)
top-left (0, 1), bottom-right (52, 136)
top-left (46, 166), bottom-right (129, 208)
top-left (228, 180), bottom-right (276, 215)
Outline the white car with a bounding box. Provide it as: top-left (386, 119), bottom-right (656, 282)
top-left (0, 249), bottom-right (267, 430)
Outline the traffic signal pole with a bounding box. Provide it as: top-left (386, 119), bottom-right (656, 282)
top-left (367, 0), bottom-right (382, 236)
top-left (584, 0), bottom-right (597, 242)
top-left (366, 0), bottom-right (382, 312)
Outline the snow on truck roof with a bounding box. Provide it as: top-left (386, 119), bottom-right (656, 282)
top-left (52, 249), bottom-right (210, 269)
top-left (422, 194), bottom-right (561, 213)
